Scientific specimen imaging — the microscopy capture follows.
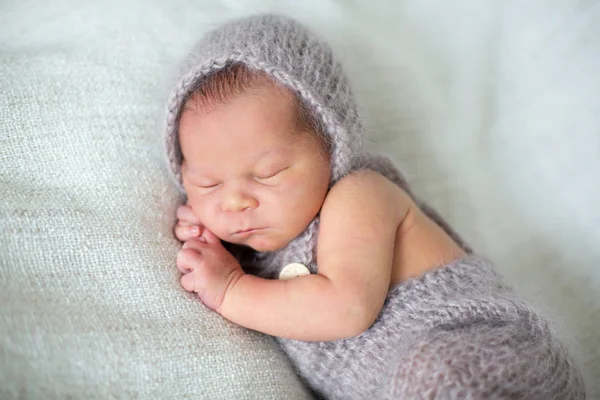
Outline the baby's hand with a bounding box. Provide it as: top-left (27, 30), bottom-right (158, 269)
top-left (174, 204), bottom-right (204, 242)
top-left (176, 229), bottom-right (244, 311)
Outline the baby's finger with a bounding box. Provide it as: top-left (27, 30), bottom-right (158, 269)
top-left (180, 272), bottom-right (198, 292)
top-left (174, 224), bottom-right (200, 242)
top-left (182, 238), bottom-right (208, 252)
top-left (201, 228), bottom-right (220, 245)
top-left (176, 248), bottom-right (203, 274)
top-left (176, 204), bottom-right (203, 225)
top-left (177, 219), bottom-right (194, 227)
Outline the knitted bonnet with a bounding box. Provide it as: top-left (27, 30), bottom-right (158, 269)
top-left (164, 13), bottom-right (364, 192)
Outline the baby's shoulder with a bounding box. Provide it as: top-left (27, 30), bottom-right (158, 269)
top-left (321, 170), bottom-right (414, 223)
top-left (326, 170), bottom-right (413, 202)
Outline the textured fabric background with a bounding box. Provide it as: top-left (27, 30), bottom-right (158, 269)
top-left (1, 0), bottom-right (599, 399)
top-left (0, 1), bottom-right (313, 399)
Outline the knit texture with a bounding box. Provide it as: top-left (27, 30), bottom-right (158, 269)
top-left (163, 13), bottom-right (586, 399)
top-left (280, 255), bottom-right (586, 399)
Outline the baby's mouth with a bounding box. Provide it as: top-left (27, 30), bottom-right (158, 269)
top-left (232, 228), bottom-right (265, 237)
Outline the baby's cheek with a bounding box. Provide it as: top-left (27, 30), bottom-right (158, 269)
top-left (185, 198), bottom-right (202, 219)
top-left (199, 207), bottom-right (218, 227)
top-left (188, 198), bottom-right (215, 227)
top-left (276, 175), bottom-right (305, 196)
top-left (265, 184), bottom-right (300, 211)
top-left (276, 185), bottom-right (316, 224)
top-left (286, 177), bottom-right (322, 207)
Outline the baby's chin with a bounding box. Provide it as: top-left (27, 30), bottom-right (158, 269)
top-left (223, 233), bottom-right (291, 253)
top-left (244, 237), bottom-right (289, 253)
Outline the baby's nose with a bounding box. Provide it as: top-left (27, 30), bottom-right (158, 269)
top-left (222, 191), bottom-right (258, 212)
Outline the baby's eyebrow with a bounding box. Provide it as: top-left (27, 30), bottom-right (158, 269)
top-left (251, 137), bottom-right (296, 159)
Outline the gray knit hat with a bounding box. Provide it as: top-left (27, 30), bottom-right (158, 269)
top-left (164, 13), bottom-right (364, 192)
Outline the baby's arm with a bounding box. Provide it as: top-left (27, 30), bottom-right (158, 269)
top-left (216, 171), bottom-right (408, 341)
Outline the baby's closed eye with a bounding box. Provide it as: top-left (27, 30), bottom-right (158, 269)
top-left (183, 176), bottom-right (222, 193)
top-left (254, 166), bottom-right (290, 183)
top-left (198, 182), bottom-right (221, 189)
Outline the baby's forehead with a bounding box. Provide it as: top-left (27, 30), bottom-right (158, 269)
top-left (179, 94), bottom-right (304, 148)
top-left (178, 64), bottom-right (324, 149)
top-left (180, 90), bottom-right (310, 143)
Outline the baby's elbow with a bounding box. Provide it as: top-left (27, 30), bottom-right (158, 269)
top-left (335, 299), bottom-right (380, 339)
top-left (324, 277), bottom-right (387, 340)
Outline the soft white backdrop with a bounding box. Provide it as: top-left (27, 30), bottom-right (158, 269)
top-left (1, 0), bottom-right (599, 398)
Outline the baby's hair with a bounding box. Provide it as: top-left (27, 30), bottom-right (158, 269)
top-left (186, 63), bottom-right (263, 109)
top-left (183, 63), bottom-right (329, 148)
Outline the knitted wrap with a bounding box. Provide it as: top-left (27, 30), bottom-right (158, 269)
top-left (163, 13), bottom-right (586, 400)
top-left (279, 255), bottom-right (586, 399)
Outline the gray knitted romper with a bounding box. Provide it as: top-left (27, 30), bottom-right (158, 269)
top-left (163, 14), bottom-right (586, 400)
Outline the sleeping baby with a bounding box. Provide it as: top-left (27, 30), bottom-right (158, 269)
top-left (163, 14), bottom-right (585, 399)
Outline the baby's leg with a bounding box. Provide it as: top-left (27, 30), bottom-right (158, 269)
top-left (383, 318), bottom-right (585, 399)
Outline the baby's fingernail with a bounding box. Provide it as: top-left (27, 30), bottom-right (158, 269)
top-left (190, 226), bottom-right (199, 235)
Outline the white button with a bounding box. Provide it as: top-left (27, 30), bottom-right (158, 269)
top-left (278, 262), bottom-right (310, 280)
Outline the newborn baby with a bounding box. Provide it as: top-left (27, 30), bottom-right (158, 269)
top-left (175, 64), bottom-right (465, 338)
top-left (164, 14), bottom-right (585, 400)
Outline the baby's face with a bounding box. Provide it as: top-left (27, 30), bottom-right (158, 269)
top-left (179, 85), bottom-right (331, 252)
